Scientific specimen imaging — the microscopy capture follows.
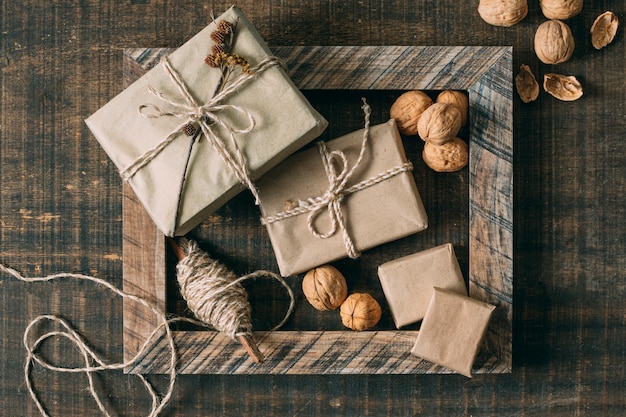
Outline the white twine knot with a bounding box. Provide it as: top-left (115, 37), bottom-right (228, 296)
top-left (119, 55), bottom-right (283, 234)
top-left (262, 99), bottom-right (413, 259)
top-left (299, 141), bottom-right (359, 257)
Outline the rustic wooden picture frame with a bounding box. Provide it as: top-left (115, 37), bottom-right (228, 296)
top-left (122, 46), bottom-right (512, 375)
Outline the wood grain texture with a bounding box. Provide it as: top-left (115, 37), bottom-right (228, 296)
top-left (122, 45), bottom-right (512, 374)
top-left (2, 1), bottom-right (626, 415)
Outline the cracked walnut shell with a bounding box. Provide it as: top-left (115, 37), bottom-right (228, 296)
top-left (340, 293), bottom-right (382, 331)
top-left (478, 0), bottom-right (528, 27)
top-left (543, 73), bottom-right (583, 101)
top-left (436, 90), bottom-right (469, 126)
top-left (534, 20), bottom-right (575, 65)
top-left (417, 102), bottom-right (462, 145)
top-left (515, 65), bottom-right (540, 103)
top-left (422, 137), bottom-right (469, 173)
top-left (591, 11), bottom-right (619, 50)
top-left (540, 0), bottom-right (583, 20)
top-left (390, 91), bottom-right (433, 136)
top-left (302, 265), bottom-right (348, 311)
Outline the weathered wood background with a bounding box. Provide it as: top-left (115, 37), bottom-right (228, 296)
top-left (1, 0), bottom-right (625, 415)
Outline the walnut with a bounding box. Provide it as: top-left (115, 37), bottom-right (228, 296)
top-left (477, 0), bottom-right (528, 27)
top-left (540, 0), bottom-right (583, 20)
top-left (302, 265), bottom-right (347, 311)
top-left (340, 293), bottom-right (382, 331)
top-left (591, 11), bottom-right (619, 50)
top-left (390, 91), bottom-right (433, 136)
top-left (417, 102), bottom-right (462, 145)
top-left (515, 64), bottom-right (540, 103)
top-left (436, 90), bottom-right (469, 126)
top-left (422, 137), bottom-right (469, 173)
top-left (534, 20), bottom-right (575, 65)
top-left (543, 73), bottom-right (583, 101)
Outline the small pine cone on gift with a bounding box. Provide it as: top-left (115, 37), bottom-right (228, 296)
top-left (204, 54), bottom-right (219, 68)
top-left (216, 20), bottom-right (234, 35)
top-left (183, 123), bottom-right (197, 137)
top-left (210, 30), bottom-right (226, 44)
top-left (211, 44), bottom-right (226, 56)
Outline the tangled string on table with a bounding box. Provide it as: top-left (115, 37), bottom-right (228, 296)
top-left (0, 262), bottom-right (177, 417)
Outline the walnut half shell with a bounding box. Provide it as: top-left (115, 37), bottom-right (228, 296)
top-left (515, 65), bottom-right (540, 103)
top-left (591, 11), bottom-right (619, 50)
top-left (543, 73), bottom-right (583, 101)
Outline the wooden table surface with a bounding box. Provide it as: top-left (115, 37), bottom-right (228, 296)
top-left (1, 1), bottom-right (625, 416)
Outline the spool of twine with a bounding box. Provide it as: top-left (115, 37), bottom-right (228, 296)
top-left (171, 237), bottom-right (295, 363)
top-left (176, 238), bottom-right (254, 339)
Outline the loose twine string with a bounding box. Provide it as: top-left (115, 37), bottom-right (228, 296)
top-left (0, 242), bottom-right (294, 416)
top-left (120, 55), bottom-right (283, 236)
top-left (262, 98), bottom-right (413, 258)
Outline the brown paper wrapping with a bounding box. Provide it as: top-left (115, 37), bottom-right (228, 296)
top-left (257, 119), bottom-right (428, 276)
top-left (378, 243), bottom-right (467, 328)
top-left (85, 6), bottom-right (328, 236)
top-left (411, 287), bottom-right (496, 378)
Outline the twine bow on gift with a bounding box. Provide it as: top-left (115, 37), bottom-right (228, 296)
top-left (119, 55), bottom-right (282, 236)
top-left (262, 99), bottom-right (414, 259)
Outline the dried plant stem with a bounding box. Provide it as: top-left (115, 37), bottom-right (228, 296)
top-left (172, 129), bottom-right (201, 233)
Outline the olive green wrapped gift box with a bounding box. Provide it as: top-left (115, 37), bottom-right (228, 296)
top-left (86, 6), bottom-right (327, 236)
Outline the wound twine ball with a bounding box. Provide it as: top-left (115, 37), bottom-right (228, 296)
top-left (175, 237), bottom-right (295, 342)
top-left (176, 238), bottom-right (253, 339)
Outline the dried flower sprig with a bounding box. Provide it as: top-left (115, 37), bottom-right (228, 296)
top-left (175, 16), bottom-right (253, 228)
top-left (205, 17), bottom-right (251, 78)
top-left (187, 18), bottom-right (248, 156)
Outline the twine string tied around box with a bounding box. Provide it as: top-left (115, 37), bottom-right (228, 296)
top-left (120, 55), bottom-right (283, 235)
top-left (262, 98), bottom-right (413, 259)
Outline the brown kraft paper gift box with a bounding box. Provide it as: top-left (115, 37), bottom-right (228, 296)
top-left (257, 119), bottom-right (428, 277)
top-left (86, 6), bottom-right (328, 236)
top-left (377, 243), bottom-right (467, 329)
top-left (411, 287), bottom-right (496, 378)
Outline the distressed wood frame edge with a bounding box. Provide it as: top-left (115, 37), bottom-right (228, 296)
top-left (122, 46), bottom-right (513, 375)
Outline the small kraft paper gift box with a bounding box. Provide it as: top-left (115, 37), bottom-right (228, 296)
top-left (86, 6), bottom-right (328, 236)
top-left (411, 287), bottom-right (496, 378)
top-left (377, 243), bottom-right (467, 329)
top-left (258, 117), bottom-right (428, 276)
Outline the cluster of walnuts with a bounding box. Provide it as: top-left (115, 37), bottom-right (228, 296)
top-left (478, 0), bottom-right (619, 102)
top-left (301, 265), bottom-right (382, 331)
top-left (390, 90), bottom-right (469, 173)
